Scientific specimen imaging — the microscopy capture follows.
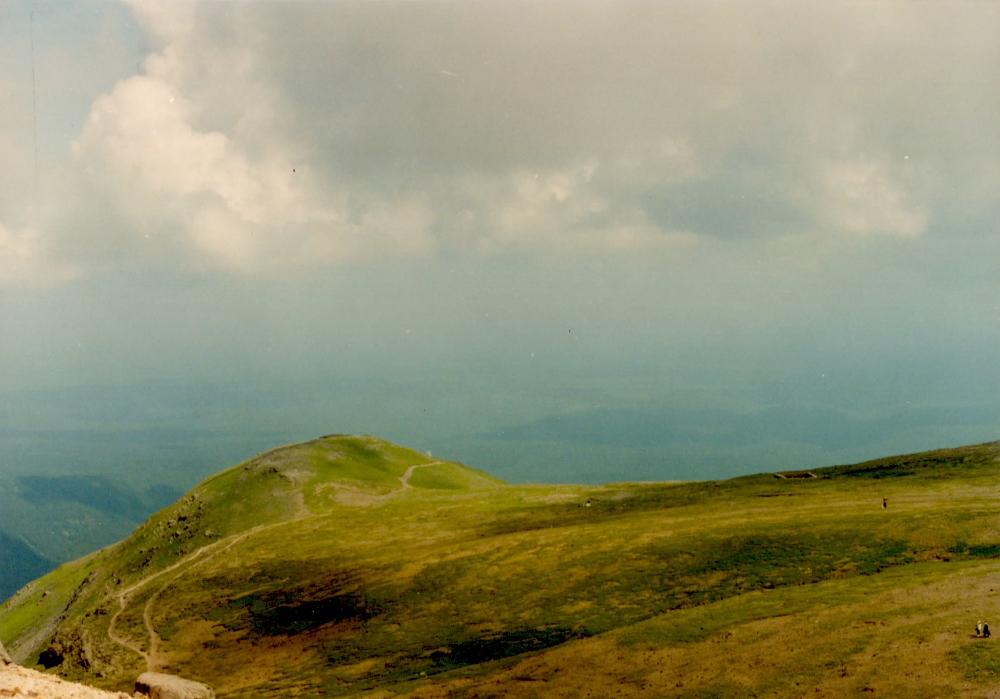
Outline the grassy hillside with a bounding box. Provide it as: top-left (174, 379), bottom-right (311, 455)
top-left (3, 436), bottom-right (1000, 697)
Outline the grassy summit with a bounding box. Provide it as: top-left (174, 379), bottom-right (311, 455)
top-left (3, 436), bottom-right (1000, 696)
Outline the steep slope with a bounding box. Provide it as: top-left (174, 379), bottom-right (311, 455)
top-left (4, 437), bottom-right (1000, 697)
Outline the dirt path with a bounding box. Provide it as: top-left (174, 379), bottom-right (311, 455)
top-left (357, 460), bottom-right (443, 499)
top-left (107, 460), bottom-right (441, 671)
top-left (107, 528), bottom-right (256, 670)
top-left (399, 461), bottom-right (442, 489)
top-left (141, 532), bottom-right (251, 671)
top-left (322, 460), bottom-right (443, 505)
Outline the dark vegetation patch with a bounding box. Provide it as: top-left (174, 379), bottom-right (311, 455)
top-left (687, 532), bottom-right (912, 585)
top-left (392, 523), bottom-right (917, 656)
top-left (947, 541), bottom-right (1000, 558)
top-left (429, 627), bottom-right (586, 669)
top-left (38, 647), bottom-right (63, 669)
top-left (827, 465), bottom-right (917, 479)
top-left (481, 482), bottom-right (731, 536)
top-left (316, 524), bottom-right (921, 691)
top-left (321, 627), bottom-right (588, 692)
top-left (818, 443), bottom-right (1000, 480)
top-left (230, 591), bottom-right (380, 635)
top-left (203, 562), bottom-right (384, 636)
top-left (38, 628), bottom-right (90, 671)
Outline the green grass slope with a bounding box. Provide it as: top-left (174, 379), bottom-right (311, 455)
top-left (3, 436), bottom-right (1000, 697)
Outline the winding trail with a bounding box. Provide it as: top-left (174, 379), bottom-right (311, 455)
top-left (399, 461), bottom-right (441, 489)
top-left (105, 459), bottom-right (443, 671)
top-left (107, 531), bottom-right (251, 669)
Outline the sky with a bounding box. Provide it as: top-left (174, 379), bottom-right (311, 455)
top-left (1, 0), bottom-right (1000, 484)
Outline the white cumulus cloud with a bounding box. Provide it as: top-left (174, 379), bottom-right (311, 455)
top-left (2, 0), bottom-right (998, 285)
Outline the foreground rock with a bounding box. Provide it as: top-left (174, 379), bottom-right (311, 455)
top-left (0, 640), bottom-right (11, 665)
top-left (0, 662), bottom-right (131, 698)
top-left (134, 672), bottom-right (215, 699)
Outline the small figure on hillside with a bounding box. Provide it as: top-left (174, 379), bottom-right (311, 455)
top-left (985, 622), bottom-right (991, 638)
top-left (584, 499), bottom-right (592, 508)
top-left (882, 497), bottom-right (888, 509)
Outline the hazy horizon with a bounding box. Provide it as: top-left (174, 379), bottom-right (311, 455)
top-left (2, 0), bottom-right (999, 493)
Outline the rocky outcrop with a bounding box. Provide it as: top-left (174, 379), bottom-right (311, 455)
top-left (0, 661), bottom-right (131, 698)
top-left (134, 672), bottom-right (215, 699)
top-left (39, 627), bottom-right (92, 671)
top-left (0, 639), bottom-right (12, 665)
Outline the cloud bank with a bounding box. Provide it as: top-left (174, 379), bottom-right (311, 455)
top-left (1, 0), bottom-right (997, 285)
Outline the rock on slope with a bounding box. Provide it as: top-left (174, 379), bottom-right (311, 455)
top-left (134, 672), bottom-right (215, 699)
top-left (1, 640), bottom-right (208, 698)
top-left (0, 662), bottom-right (131, 698)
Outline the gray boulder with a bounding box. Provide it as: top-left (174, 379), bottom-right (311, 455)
top-left (134, 672), bottom-right (215, 699)
top-left (0, 639), bottom-right (12, 665)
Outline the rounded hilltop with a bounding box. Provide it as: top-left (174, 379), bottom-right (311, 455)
top-left (4, 438), bottom-right (1000, 697)
top-left (114, 434), bottom-right (501, 579)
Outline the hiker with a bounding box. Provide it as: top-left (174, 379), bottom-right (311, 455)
top-left (977, 620), bottom-right (984, 637)
top-left (882, 497), bottom-right (888, 509)
top-left (985, 622), bottom-right (991, 638)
